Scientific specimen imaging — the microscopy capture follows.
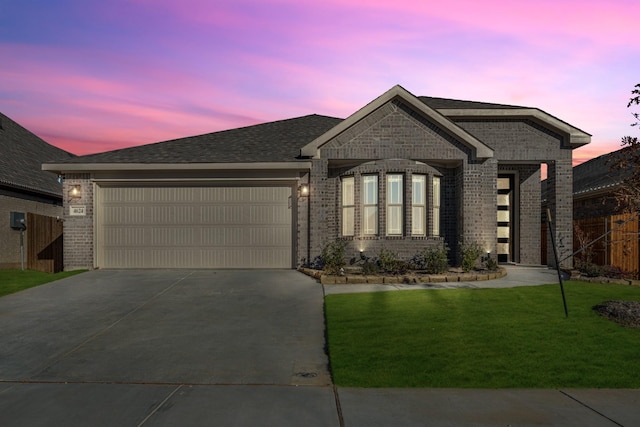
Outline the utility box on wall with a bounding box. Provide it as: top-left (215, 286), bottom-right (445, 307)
top-left (10, 211), bottom-right (26, 229)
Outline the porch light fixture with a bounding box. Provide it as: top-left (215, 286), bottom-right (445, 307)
top-left (68, 185), bottom-right (81, 200)
top-left (298, 183), bottom-right (310, 197)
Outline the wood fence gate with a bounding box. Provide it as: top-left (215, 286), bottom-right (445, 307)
top-left (27, 212), bottom-right (63, 273)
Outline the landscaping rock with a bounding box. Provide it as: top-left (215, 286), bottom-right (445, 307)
top-left (593, 300), bottom-right (640, 328)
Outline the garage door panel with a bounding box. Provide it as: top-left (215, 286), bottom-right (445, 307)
top-left (98, 186), bottom-right (293, 268)
top-left (150, 227), bottom-right (197, 246)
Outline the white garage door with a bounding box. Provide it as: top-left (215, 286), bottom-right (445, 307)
top-left (96, 185), bottom-right (293, 268)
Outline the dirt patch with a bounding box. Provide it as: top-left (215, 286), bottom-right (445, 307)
top-left (593, 300), bottom-right (640, 328)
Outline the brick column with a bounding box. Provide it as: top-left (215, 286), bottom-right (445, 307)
top-left (308, 159), bottom-right (330, 263)
top-left (518, 165), bottom-right (542, 265)
top-left (461, 158), bottom-right (497, 255)
top-left (63, 174), bottom-right (94, 270)
top-left (546, 159), bottom-right (573, 268)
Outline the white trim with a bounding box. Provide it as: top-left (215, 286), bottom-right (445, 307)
top-left (43, 162), bottom-right (312, 173)
top-left (91, 177), bottom-right (300, 183)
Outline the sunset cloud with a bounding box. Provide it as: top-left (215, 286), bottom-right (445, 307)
top-left (0, 0), bottom-right (638, 159)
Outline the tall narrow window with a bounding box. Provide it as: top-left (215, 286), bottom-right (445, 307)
top-left (341, 177), bottom-right (354, 236)
top-left (432, 176), bottom-right (441, 236)
top-left (362, 175), bottom-right (378, 235)
top-left (412, 174), bottom-right (426, 236)
top-left (386, 174), bottom-right (403, 235)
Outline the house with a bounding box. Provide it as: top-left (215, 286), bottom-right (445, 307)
top-left (572, 148), bottom-right (639, 274)
top-left (43, 85), bottom-right (590, 271)
top-left (0, 112), bottom-right (74, 269)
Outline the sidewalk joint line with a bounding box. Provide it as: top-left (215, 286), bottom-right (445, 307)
top-left (30, 272), bottom-right (195, 379)
top-left (138, 384), bottom-right (183, 427)
top-left (559, 390), bottom-right (624, 427)
top-left (332, 385), bottom-right (344, 427)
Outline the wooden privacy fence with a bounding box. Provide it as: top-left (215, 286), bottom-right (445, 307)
top-left (27, 212), bottom-right (63, 273)
top-left (573, 213), bottom-right (639, 275)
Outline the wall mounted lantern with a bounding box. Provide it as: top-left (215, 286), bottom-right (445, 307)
top-left (68, 184), bottom-right (82, 200)
top-left (298, 183), bottom-right (310, 197)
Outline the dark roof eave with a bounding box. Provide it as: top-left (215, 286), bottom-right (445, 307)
top-left (0, 179), bottom-right (62, 199)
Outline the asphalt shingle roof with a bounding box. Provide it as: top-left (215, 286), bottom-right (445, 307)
top-left (0, 112), bottom-right (74, 197)
top-left (59, 114), bottom-right (343, 164)
top-left (573, 148), bottom-right (632, 196)
top-left (418, 96), bottom-right (528, 110)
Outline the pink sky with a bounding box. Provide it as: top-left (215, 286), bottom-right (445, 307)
top-left (1, 0), bottom-right (639, 165)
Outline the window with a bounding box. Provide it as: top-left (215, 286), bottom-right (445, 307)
top-left (387, 174), bottom-right (403, 235)
top-left (412, 174), bottom-right (426, 235)
top-left (341, 177), bottom-right (354, 236)
top-left (432, 176), bottom-right (441, 236)
top-left (362, 175), bottom-right (378, 235)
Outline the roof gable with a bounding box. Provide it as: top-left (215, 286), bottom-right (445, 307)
top-left (430, 102), bottom-right (590, 148)
top-left (0, 112), bottom-right (74, 197)
top-left (300, 85), bottom-right (493, 159)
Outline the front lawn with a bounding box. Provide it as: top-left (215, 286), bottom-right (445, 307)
top-left (0, 269), bottom-right (86, 298)
top-left (325, 281), bottom-right (640, 388)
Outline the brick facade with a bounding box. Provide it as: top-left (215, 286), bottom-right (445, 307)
top-left (62, 174), bottom-right (93, 270)
top-left (55, 87), bottom-right (582, 270)
top-left (303, 103), bottom-right (575, 268)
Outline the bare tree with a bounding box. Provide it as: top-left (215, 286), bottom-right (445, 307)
top-left (609, 84), bottom-right (640, 214)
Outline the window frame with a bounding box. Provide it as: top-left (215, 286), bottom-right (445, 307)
top-left (362, 174), bottom-right (378, 235)
top-left (341, 176), bottom-right (355, 237)
top-left (412, 174), bottom-right (426, 236)
top-left (432, 175), bottom-right (441, 237)
top-left (386, 174), bottom-right (404, 236)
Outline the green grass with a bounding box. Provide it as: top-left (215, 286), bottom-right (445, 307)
top-left (0, 269), bottom-right (86, 298)
top-left (325, 281), bottom-right (640, 388)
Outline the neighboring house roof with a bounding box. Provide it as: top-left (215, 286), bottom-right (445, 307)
top-left (0, 112), bottom-right (74, 198)
top-left (573, 148), bottom-right (632, 198)
top-left (56, 114), bottom-right (341, 165)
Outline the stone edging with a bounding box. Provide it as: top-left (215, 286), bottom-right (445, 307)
top-left (298, 267), bottom-right (507, 285)
top-left (572, 276), bottom-right (640, 286)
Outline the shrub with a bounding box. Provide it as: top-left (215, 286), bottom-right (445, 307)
top-left (378, 248), bottom-right (409, 275)
top-left (602, 265), bottom-right (632, 279)
top-left (418, 245), bottom-right (449, 274)
top-left (577, 261), bottom-right (604, 278)
top-left (361, 258), bottom-right (381, 275)
top-left (459, 241), bottom-right (484, 273)
top-left (485, 256), bottom-right (499, 272)
top-left (321, 240), bottom-right (348, 275)
top-left (378, 248), bottom-right (398, 273)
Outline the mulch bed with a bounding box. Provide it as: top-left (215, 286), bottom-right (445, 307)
top-left (593, 300), bottom-right (640, 328)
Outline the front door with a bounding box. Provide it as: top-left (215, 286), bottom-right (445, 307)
top-left (497, 175), bottom-right (513, 263)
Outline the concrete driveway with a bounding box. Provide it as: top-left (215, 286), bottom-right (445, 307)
top-left (2, 268), bottom-right (638, 426)
top-left (0, 270), bottom-right (338, 426)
